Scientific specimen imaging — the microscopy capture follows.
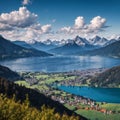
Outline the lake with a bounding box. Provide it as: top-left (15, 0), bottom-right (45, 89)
top-left (0, 55), bottom-right (120, 72)
top-left (58, 86), bottom-right (120, 103)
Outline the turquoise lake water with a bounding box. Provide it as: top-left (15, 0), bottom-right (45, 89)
top-left (58, 86), bottom-right (120, 103)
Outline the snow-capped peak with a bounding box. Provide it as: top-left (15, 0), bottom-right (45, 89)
top-left (25, 39), bottom-right (36, 44)
top-left (74, 36), bottom-right (90, 46)
top-left (89, 36), bottom-right (108, 46)
top-left (43, 39), bottom-right (52, 45)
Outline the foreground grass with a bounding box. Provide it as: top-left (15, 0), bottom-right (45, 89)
top-left (76, 109), bottom-right (120, 120)
top-left (65, 103), bottom-right (120, 120)
top-left (101, 103), bottom-right (120, 111)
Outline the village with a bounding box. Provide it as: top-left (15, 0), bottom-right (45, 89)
top-left (39, 85), bottom-right (114, 115)
top-left (16, 68), bottom-right (119, 116)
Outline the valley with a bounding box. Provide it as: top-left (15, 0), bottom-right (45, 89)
top-left (14, 67), bottom-right (120, 120)
top-left (0, 0), bottom-right (120, 119)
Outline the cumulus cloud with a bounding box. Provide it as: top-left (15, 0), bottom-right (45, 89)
top-left (86, 16), bottom-right (106, 34)
top-left (74, 16), bottom-right (84, 29)
top-left (60, 16), bottom-right (107, 37)
top-left (41, 24), bottom-right (52, 33)
top-left (0, 7), bottom-right (108, 42)
top-left (0, 7), bottom-right (38, 28)
top-left (109, 34), bottom-right (120, 40)
top-left (0, 7), bottom-right (52, 41)
top-left (89, 16), bottom-right (106, 29)
top-left (60, 27), bottom-right (72, 33)
top-left (22, 0), bottom-right (31, 5)
top-left (0, 23), bottom-right (13, 31)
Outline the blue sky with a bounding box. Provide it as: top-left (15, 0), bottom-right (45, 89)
top-left (0, 0), bottom-right (120, 41)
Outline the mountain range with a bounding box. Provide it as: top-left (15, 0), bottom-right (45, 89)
top-left (49, 36), bottom-right (120, 55)
top-left (13, 35), bottom-right (119, 55)
top-left (49, 36), bottom-right (97, 54)
top-left (1, 34), bottom-right (120, 57)
top-left (89, 36), bottom-right (108, 46)
top-left (0, 35), bottom-right (52, 60)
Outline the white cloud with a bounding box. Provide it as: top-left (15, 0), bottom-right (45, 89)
top-left (22, 0), bottom-right (31, 5)
top-left (0, 7), bottom-right (52, 42)
top-left (60, 27), bottom-right (72, 33)
top-left (109, 34), bottom-right (120, 40)
top-left (0, 23), bottom-right (13, 31)
top-left (41, 24), bottom-right (52, 33)
top-left (0, 7), bottom-right (38, 28)
top-left (74, 16), bottom-right (84, 29)
top-left (60, 16), bottom-right (107, 38)
top-left (88, 16), bottom-right (106, 31)
top-left (0, 7), bottom-right (108, 42)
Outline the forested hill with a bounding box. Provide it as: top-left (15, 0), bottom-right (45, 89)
top-left (86, 40), bottom-right (120, 57)
top-left (0, 35), bottom-right (52, 60)
top-left (90, 66), bottom-right (120, 87)
top-left (0, 77), bottom-right (86, 120)
top-left (0, 65), bottom-right (21, 81)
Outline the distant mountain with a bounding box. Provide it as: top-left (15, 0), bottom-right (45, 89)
top-left (90, 65), bottom-right (120, 88)
top-left (0, 36), bottom-right (52, 60)
top-left (104, 39), bottom-right (117, 46)
top-left (43, 39), bottom-right (67, 46)
top-left (13, 39), bottom-right (57, 51)
top-left (4, 35), bottom-right (120, 56)
top-left (89, 36), bottom-right (108, 46)
top-left (74, 36), bottom-right (90, 46)
top-left (0, 65), bottom-right (21, 81)
top-left (50, 42), bottom-right (81, 54)
top-left (0, 77), bottom-right (86, 119)
top-left (50, 36), bottom-right (95, 54)
top-left (85, 40), bottom-right (120, 57)
top-left (48, 35), bottom-right (118, 48)
top-left (117, 37), bottom-right (120, 41)
top-left (13, 41), bottom-right (33, 49)
top-left (30, 41), bottom-right (57, 51)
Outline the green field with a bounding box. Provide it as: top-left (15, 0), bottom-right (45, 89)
top-left (76, 109), bottom-right (120, 120)
top-left (15, 72), bottom-right (120, 120)
top-left (101, 103), bottom-right (120, 111)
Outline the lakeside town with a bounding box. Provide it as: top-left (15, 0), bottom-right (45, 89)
top-left (15, 68), bottom-right (120, 116)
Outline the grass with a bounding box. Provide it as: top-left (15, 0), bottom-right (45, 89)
top-left (15, 81), bottom-right (30, 88)
top-left (64, 104), bottom-right (76, 111)
top-left (101, 103), bottom-right (120, 111)
top-left (76, 109), bottom-right (120, 120)
top-left (35, 74), bottom-right (49, 79)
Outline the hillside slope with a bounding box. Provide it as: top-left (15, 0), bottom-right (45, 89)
top-left (50, 42), bottom-right (94, 55)
top-left (13, 41), bottom-right (33, 49)
top-left (0, 35), bottom-right (52, 60)
top-left (86, 41), bottom-right (120, 57)
top-left (0, 93), bottom-right (80, 120)
top-left (0, 65), bottom-right (21, 81)
top-left (90, 66), bottom-right (120, 87)
top-left (0, 77), bottom-right (86, 120)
